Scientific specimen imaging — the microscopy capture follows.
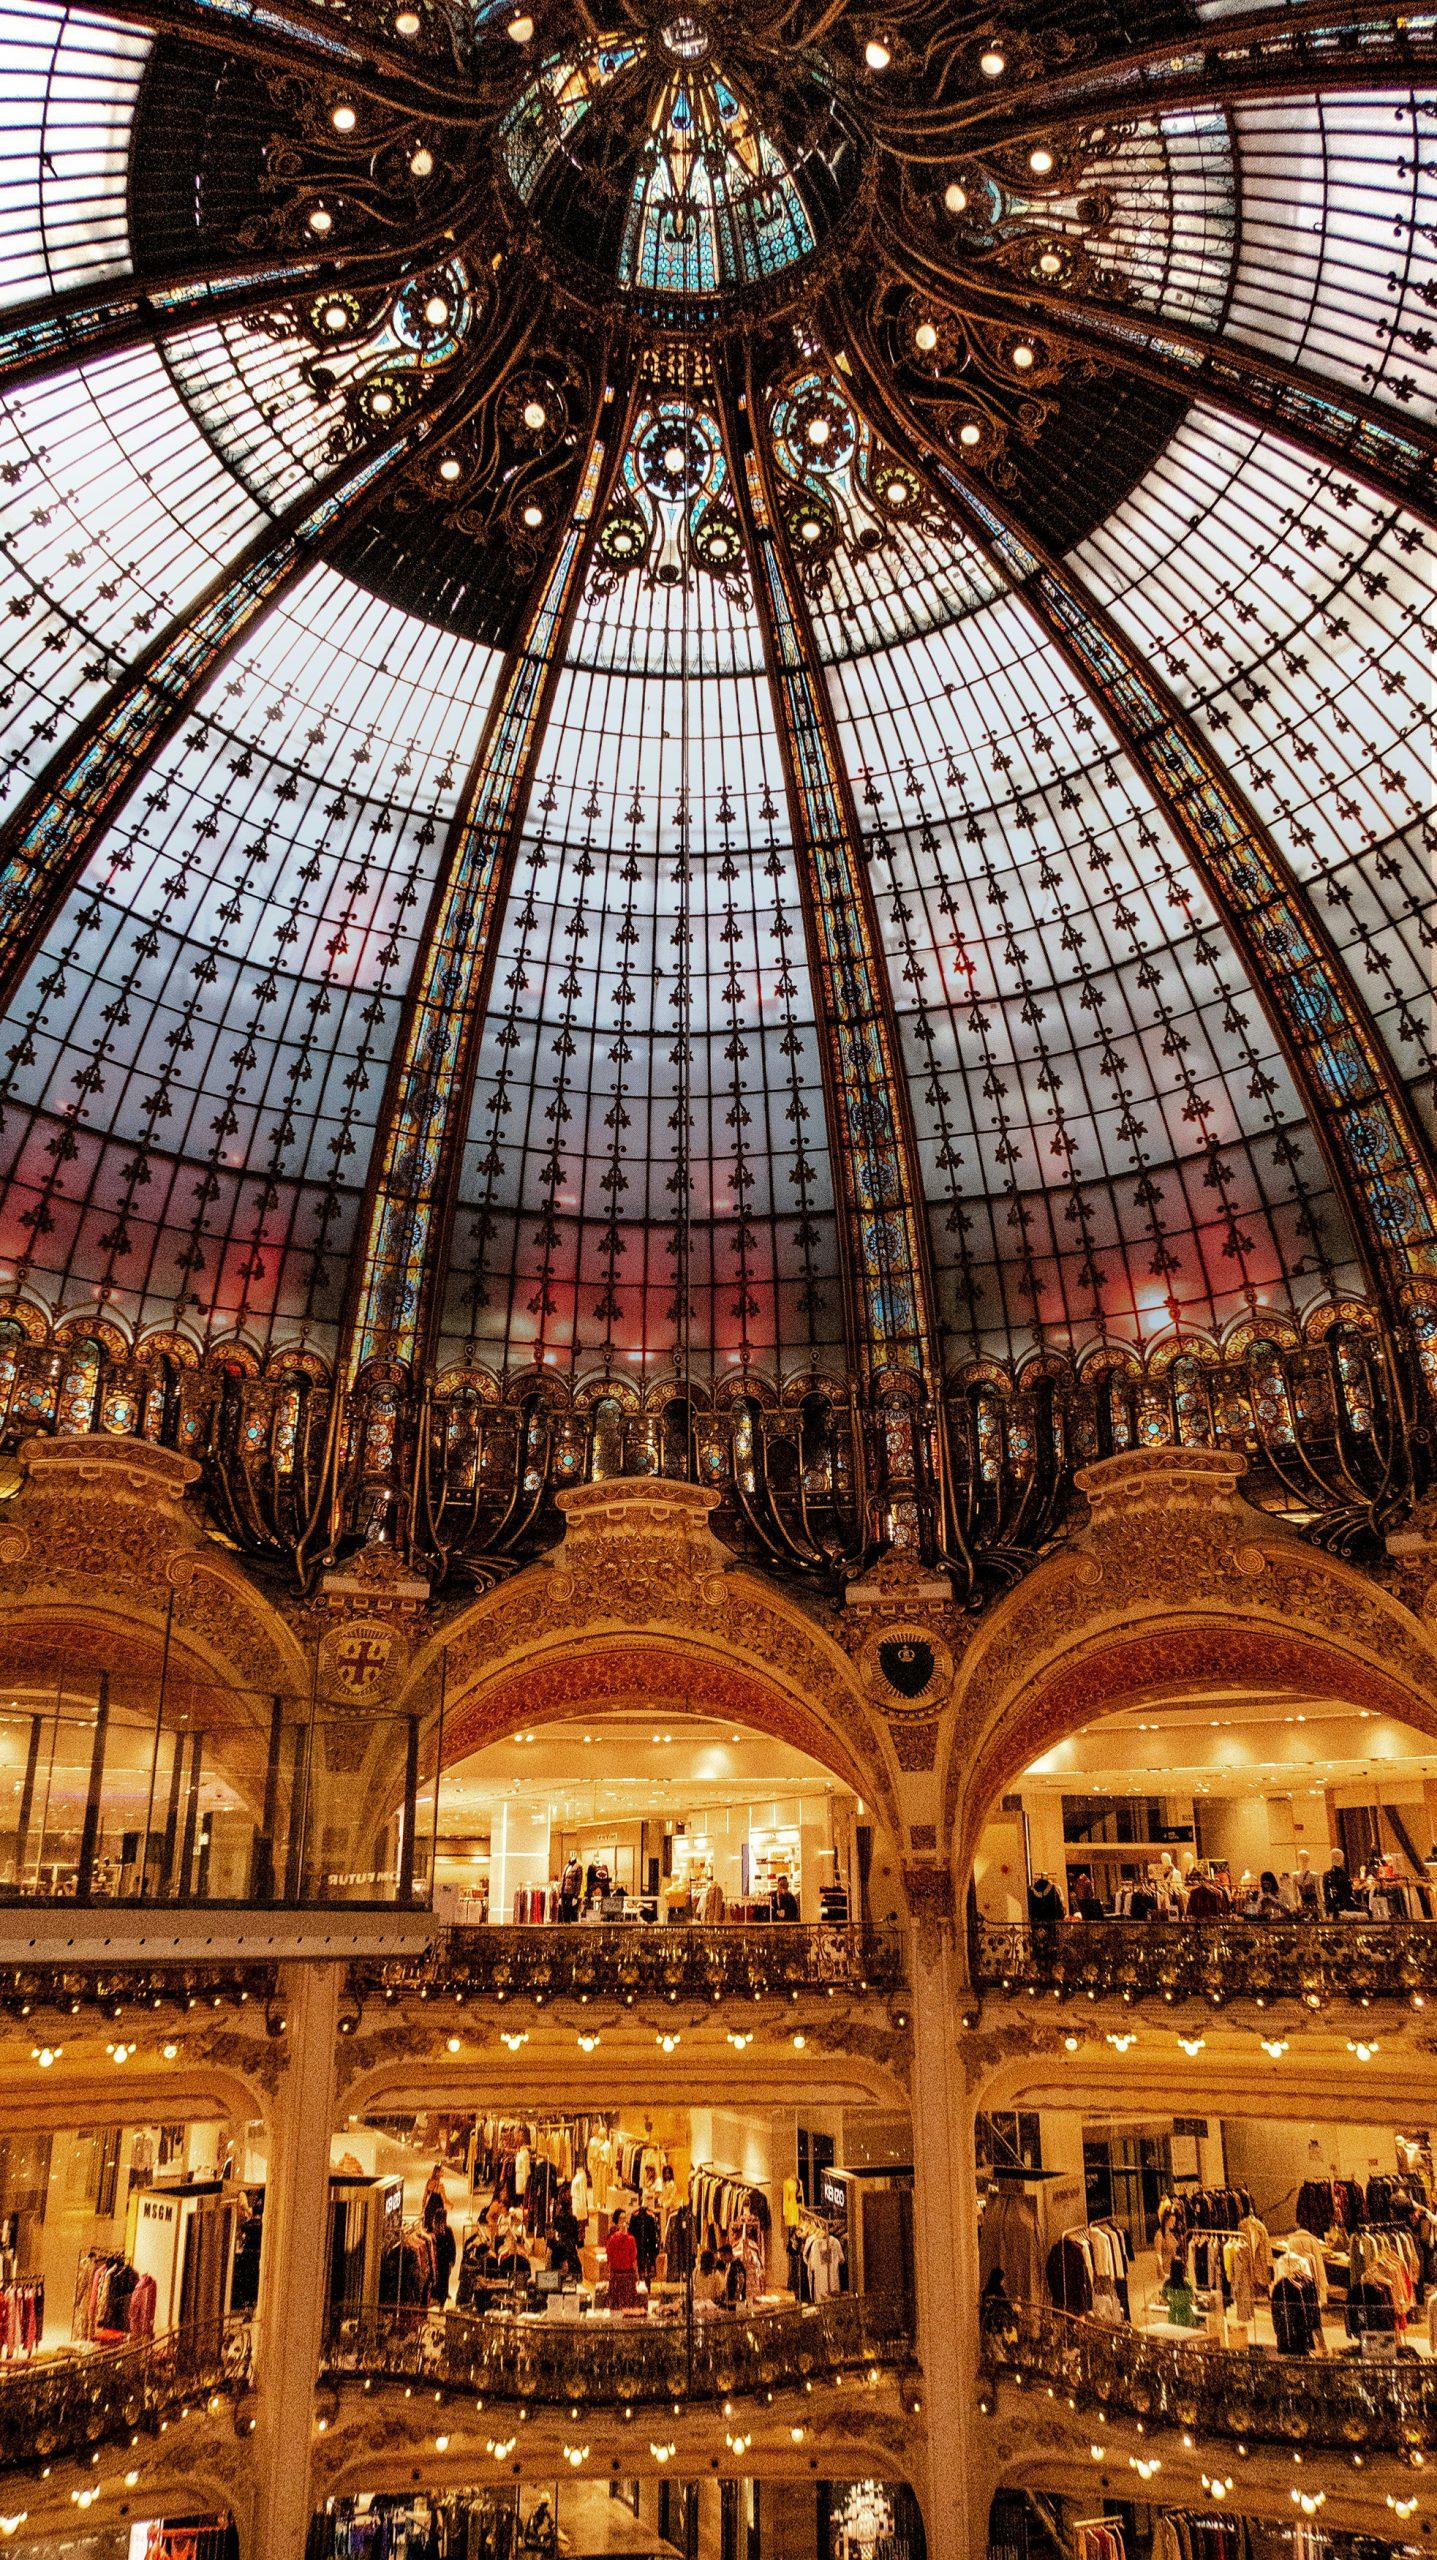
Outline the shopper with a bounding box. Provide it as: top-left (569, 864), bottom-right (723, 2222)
top-left (1323, 1850), bottom-right (1356, 1915)
top-left (1256, 1868), bottom-right (1286, 1917)
top-left (430, 2204), bottom-right (457, 2304)
top-left (1069, 1871), bottom-right (1104, 1919)
top-left (693, 2250), bottom-right (727, 2310)
top-left (605, 2209), bottom-right (640, 2310)
top-left (771, 1873), bottom-right (800, 1923)
top-left (547, 2202), bottom-right (583, 2281)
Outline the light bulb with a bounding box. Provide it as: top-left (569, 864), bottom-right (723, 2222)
top-left (1012, 342), bottom-right (1035, 369)
top-left (864, 37), bottom-right (891, 68)
top-left (980, 48), bottom-right (1005, 76)
top-left (663, 443), bottom-right (686, 472)
top-left (424, 294), bottom-right (449, 325)
top-left (958, 421), bottom-right (982, 445)
top-left (885, 476), bottom-right (906, 502)
top-left (410, 146), bottom-right (435, 176)
top-left (323, 303), bottom-right (348, 332)
top-left (522, 503), bottom-right (544, 526)
top-left (308, 207), bottom-right (334, 234)
top-left (439, 456), bottom-right (462, 482)
top-left (1038, 251), bottom-right (1062, 275)
top-left (807, 417), bottom-right (831, 445)
top-left (331, 104), bottom-right (357, 131)
top-left (508, 10), bottom-right (535, 37)
top-left (914, 320), bottom-right (938, 352)
top-left (394, 9), bottom-right (421, 30)
top-left (1029, 146), bottom-right (1054, 175)
top-left (944, 181), bottom-right (968, 213)
top-left (371, 389), bottom-right (394, 416)
top-left (523, 398), bottom-right (549, 430)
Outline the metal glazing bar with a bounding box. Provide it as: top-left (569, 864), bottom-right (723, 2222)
top-left (343, 380), bottom-right (626, 1380)
top-left (826, 309), bottom-right (1437, 1315)
top-left (715, 360), bottom-right (937, 1401)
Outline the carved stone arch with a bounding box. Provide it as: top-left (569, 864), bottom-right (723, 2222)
top-left (379, 1481), bottom-right (903, 1861)
top-left (943, 1448), bottom-right (1437, 1891)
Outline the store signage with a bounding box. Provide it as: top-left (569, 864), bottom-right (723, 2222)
top-left (818, 2169), bottom-right (848, 2227)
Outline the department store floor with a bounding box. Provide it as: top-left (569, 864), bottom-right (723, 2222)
top-left (973, 1692), bottom-right (1437, 1924)
top-left (981, 2102), bottom-right (1437, 2356)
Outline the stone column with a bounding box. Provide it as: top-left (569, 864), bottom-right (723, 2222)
top-left (251, 1960), bottom-right (340, 2558)
top-left (906, 1876), bottom-right (989, 2560)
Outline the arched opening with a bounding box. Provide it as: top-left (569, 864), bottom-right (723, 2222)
top-left (430, 1709), bottom-right (883, 1931)
top-left (972, 1687), bottom-right (1437, 1929)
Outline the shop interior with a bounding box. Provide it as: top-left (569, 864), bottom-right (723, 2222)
top-left (991, 2490), bottom-right (1414, 2560)
top-left (972, 1692), bottom-right (1437, 1921)
top-left (428, 1717), bottom-right (871, 1928)
top-left (0, 2113), bottom-right (261, 2364)
top-left (979, 2101), bottom-right (1437, 2355)
top-left (309, 2475), bottom-right (926, 2560)
top-left (325, 2101), bottom-right (913, 2325)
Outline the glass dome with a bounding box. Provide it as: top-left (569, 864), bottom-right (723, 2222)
top-left (0, 0), bottom-right (1431, 1419)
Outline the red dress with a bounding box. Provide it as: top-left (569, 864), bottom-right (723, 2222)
top-left (605, 2226), bottom-right (639, 2310)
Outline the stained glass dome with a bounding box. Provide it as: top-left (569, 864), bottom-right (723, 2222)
top-left (0, 0), bottom-right (1433, 1501)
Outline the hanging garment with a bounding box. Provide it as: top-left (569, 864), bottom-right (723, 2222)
top-left (1270, 2271), bottom-right (1323, 2352)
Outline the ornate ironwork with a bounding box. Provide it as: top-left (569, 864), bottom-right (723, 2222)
top-left (324, 2291), bottom-right (914, 2407)
top-left (0, 1961), bottom-right (280, 2016)
top-left (983, 2298), bottom-right (1437, 2455)
top-left (0, 2318), bottom-right (250, 2478)
top-left (1, 1302), bottom-right (1431, 1588)
top-left (347, 1921), bottom-right (906, 2011)
top-left (972, 1917), bottom-right (1437, 2010)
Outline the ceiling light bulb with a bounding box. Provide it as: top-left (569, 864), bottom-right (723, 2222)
top-left (508, 10), bottom-right (535, 37)
top-left (885, 476), bottom-right (906, 502)
top-left (980, 47), bottom-right (1005, 75)
top-left (806, 417), bottom-right (831, 445)
top-left (424, 295), bottom-right (449, 324)
top-left (331, 104), bottom-right (357, 131)
top-left (410, 146), bottom-right (435, 176)
top-left (944, 182), bottom-right (968, 213)
top-left (523, 398), bottom-right (549, 430)
top-left (308, 207), bottom-right (334, 234)
top-left (394, 8), bottom-right (421, 29)
top-left (439, 456), bottom-right (462, 482)
top-left (371, 389), bottom-right (394, 415)
top-left (864, 37), bottom-right (891, 69)
top-left (914, 320), bottom-right (938, 352)
top-left (663, 443), bottom-right (686, 472)
top-left (958, 421), bottom-right (982, 445)
top-left (1012, 342), bottom-right (1035, 369)
top-left (1038, 251), bottom-right (1062, 275)
top-left (800, 517), bottom-right (821, 540)
top-left (1029, 146), bottom-right (1054, 175)
top-left (323, 303), bottom-right (349, 331)
top-left (522, 503), bottom-right (544, 526)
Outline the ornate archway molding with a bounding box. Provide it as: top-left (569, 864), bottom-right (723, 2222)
top-left (400, 1482), bottom-right (903, 1846)
top-left (942, 1449), bottom-right (1437, 1886)
top-left (0, 1436), bottom-right (310, 1699)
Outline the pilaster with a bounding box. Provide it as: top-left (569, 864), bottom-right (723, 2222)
top-left (252, 1960), bottom-right (341, 2558)
top-left (907, 1887), bottom-right (991, 2560)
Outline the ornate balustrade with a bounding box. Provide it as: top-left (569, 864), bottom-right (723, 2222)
top-left (323, 2292), bottom-right (914, 2408)
top-left (346, 1922), bottom-right (906, 2014)
top-left (0, 1960), bottom-right (281, 2023)
top-left (1, 1305), bottom-right (1424, 1595)
top-left (983, 2302), bottom-right (1437, 2454)
top-left (971, 1918), bottom-right (1437, 2008)
top-left (0, 2319), bottom-right (250, 2476)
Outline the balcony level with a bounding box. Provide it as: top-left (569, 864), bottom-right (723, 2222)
top-left (970, 1917), bottom-right (1437, 2018)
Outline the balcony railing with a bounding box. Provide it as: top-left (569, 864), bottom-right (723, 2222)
top-left (347, 1922), bottom-right (907, 2013)
top-left (0, 2318), bottom-right (250, 2476)
top-left (983, 2301), bottom-right (1437, 2453)
top-left (971, 1917), bottom-right (1437, 2007)
top-left (4, 1305), bottom-right (1427, 1597)
top-left (0, 1958), bottom-right (280, 2022)
top-left (323, 2292), bottom-right (914, 2407)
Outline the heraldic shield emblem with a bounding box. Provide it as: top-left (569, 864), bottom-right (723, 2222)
top-left (858, 1622), bottom-right (952, 1721)
top-left (877, 1636), bottom-right (936, 1700)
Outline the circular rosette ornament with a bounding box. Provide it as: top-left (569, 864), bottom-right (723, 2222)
top-left (772, 377), bottom-right (855, 479)
top-left (599, 501), bottom-right (651, 572)
top-left (691, 502), bottom-right (744, 578)
top-left (782, 484), bottom-right (839, 572)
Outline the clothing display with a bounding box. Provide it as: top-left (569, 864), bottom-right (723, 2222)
top-left (0, 2277), bottom-right (42, 2356)
top-left (313, 2492), bottom-right (548, 2560)
top-left (1270, 2266), bottom-right (1323, 2353)
top-left (74, 2250), bottom-right (150, 2342)
top-left (1044, 2224), bottom-right (1130, 2320)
